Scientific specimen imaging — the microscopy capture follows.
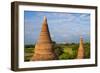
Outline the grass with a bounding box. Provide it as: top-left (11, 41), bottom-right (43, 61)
top-left (24, 48), bottom-right (34, 61)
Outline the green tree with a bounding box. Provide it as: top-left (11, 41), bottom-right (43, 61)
top-left (52, 41), bottom-right (64, 57)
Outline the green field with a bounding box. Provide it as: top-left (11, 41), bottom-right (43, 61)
top-left (24, 43), bottom-right (90, 61)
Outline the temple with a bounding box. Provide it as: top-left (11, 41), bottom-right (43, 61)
top-left (77, 36), bottom-right (85, 59)
top-left (31, 16), bottom-right (57, 61)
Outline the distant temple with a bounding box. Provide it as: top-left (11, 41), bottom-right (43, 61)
top-left (77, 36), bottom-right (85, 59)
top-left (31, 16), bottom-right (57, 61)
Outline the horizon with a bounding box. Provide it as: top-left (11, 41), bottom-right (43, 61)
top-left (24, 42), bottom-right (90, 45)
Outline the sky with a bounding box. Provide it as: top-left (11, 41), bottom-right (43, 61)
top-left (24, 11), bottom-right (90, 45)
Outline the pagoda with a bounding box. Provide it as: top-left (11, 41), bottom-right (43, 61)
top-left (31, 16), bottom-right (57, 61)
top-left (77, 36), bottom-right (85, 59)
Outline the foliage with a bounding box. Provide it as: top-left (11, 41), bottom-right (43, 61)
top-left (24, 46), bottom-right (35, 61)
top-left (24, 43), bottom-right (90, 61)
top-left (24, 45), bottom-right (35, 48)
top-left (84, 43), bottom-right (90, 58)
top-left (52, 41), bottom-right (64, 57)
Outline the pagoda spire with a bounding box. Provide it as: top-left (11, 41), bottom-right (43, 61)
top-left (31, 16), bottom-right (57, 61)
top-left (77, 36), bottom-right (85, 59)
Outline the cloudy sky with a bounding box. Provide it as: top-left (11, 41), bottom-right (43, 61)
top-left (24, 11), bottom-right (90, 45)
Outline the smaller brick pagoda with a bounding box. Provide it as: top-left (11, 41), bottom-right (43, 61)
top-left (77, 36), bottom-right (85, 59)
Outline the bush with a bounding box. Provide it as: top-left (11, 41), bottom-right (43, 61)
top-left (59, 52), bottom-right (75, 60)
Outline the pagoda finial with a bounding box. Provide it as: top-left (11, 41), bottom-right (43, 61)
top-left (44, 16), bottom-right (47, 20)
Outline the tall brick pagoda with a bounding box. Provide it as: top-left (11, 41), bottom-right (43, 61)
top-left (31, 16), bottom-right (57, 61)
top-left (77, 36), bottom-right (85, 59)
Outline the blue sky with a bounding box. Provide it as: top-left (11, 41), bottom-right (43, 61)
top-left (24, 11), bottom-right (90, 45)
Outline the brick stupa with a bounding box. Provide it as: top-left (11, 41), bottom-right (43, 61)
top-left (31, 16), bottom-right (57, 61)
top-left (77, 36), bottom-right (85, 59)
